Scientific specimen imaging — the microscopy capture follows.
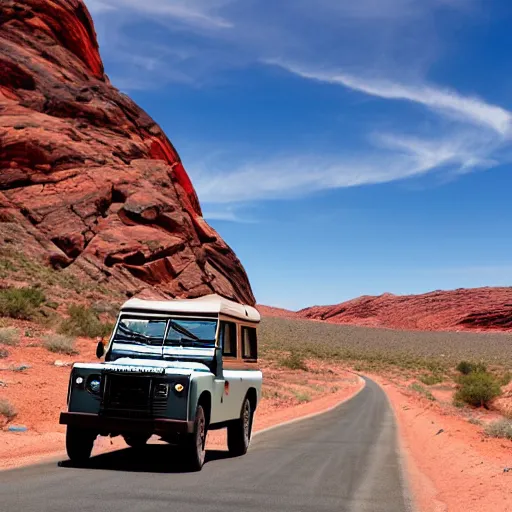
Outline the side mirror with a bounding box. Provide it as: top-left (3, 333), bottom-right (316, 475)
top-left (96, 339), bottom-right (105, 359)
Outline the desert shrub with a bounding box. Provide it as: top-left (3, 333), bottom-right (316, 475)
top-left (418, 373), bottom-right (444, 386)
top-left (500, 371), bottom-right (512, 387)
top-left (409, 382), bottom-right (436, 401)
top-left (454, 372), bottom-right (502, 408)
top-left (43, 334), bottom-right (78, 355)
top-left (484, 419), bottom-right (512, 440)
top-left (468, 417), bottom-right (483, 426)
top-left (292, 390), bottom-right (312, 403)
top-left (0, 286), bottom-right (45, 320)
top-left (58, 304), bottom-right (113, 338)
top-left (280, 351), bottom-right (308, 371)
top-left (0, 327), bottom-right (19, 346)
top-left (456, 360), bottom-right (487, 375)
top-left (0, 348), bottom-right (8, 358)
top-left (0, 399), bottom-right (17, 421)
top-left (262, 389), bottom-right (282, 400)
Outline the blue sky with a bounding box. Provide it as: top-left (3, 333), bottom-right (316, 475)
top-left (85, 0), bottom-right (512, 310)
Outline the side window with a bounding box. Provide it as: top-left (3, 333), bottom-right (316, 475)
top-left (242, 327), bottom-right (257, 360)
top-left (221, 321), bottom-right (237, 357)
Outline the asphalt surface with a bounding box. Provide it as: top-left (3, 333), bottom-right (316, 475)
top-left (0, 377), bottom-right (411, 512)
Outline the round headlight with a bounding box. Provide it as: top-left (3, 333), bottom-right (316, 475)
top-left (75, 376), bottom-right (84, 385)
top-left (87, 376), bottom-right (101, 394)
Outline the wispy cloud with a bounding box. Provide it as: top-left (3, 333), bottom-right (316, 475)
top-left (268, 62), bottom-right (512, 136)
top-left (86, 0), bottom-right (232, 28)
top-left (189, 130), bottom-right (498, 204)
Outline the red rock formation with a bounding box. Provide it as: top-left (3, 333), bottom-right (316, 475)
top-left (298, 287), bottom-right (512, 331)
top-left (0, 0), bottom-right (255, 304)
top-left (256, 304), bottom-right (298, 320)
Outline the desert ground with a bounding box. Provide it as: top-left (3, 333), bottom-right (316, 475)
top-left (2, 311), bottom-right (512, 511)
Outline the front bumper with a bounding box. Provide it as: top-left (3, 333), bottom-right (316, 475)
top-left (60, 412), bottom-right (194, 434)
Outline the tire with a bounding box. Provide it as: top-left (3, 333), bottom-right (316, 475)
top-left (227, 397), bottom-right (253, 457)
top-left (123, 434), bottom-right (151, 449)
top-left (182, 405), bottom-right (207, 471)
top-left (66, 426), bottom-right (96, 464)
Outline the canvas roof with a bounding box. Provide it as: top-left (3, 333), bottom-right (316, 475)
top-left (120, 294), bottom-right (260, 323)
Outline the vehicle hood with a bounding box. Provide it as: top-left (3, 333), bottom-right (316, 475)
top-left (73, 358), bottom-right (211, 376)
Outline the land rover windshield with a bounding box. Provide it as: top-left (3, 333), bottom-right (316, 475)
top-left (109, 316), bottom-right (217, 361)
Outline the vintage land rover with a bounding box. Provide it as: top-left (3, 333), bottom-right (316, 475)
top-left (60, 294), bottom-right (262, 471)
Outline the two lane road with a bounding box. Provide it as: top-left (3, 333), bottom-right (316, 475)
top-left (0, 377), bottom-right (412, 512)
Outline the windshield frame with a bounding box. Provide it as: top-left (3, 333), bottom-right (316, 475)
top-left (106, 313), bottom-right (220, 362)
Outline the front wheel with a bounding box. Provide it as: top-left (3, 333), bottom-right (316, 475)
top-left (66, 426), bottom-right (96, 463)
top-left (182, 405), bottom-right (207, 471)
top-left (227, 397), bottom-right (253, 457)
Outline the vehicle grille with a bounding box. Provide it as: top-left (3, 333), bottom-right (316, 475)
top-left (102, 375), bottom-right (168, 418)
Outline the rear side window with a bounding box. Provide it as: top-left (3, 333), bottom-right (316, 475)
top-left (242, 327), bottom-right (257, 360)
top-left (221, 321), bottom-right (237, 357)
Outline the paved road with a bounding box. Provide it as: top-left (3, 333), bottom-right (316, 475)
top-left (0, 377), bottom-right (411, 512)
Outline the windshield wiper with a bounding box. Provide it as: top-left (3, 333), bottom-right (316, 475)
top-left (168, 321), bottom-right (200, 342)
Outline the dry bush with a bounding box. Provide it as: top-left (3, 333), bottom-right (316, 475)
top-left (418, 373), bottom-right (444, 386)
top-left (43, 334), bottom-right (78, 355)
top-left (485, 419), bottom-right (512, 440)
top-left (0, 286), bottom-right (45, 320)
top-left (0, 348), bottom-right (8, 358)
top-left (280, 351), bottom-right (308, 371)
top-left (0, 399), bottom-right (17, 421)
top-left (58, 304), bottom-right (112, 339)
top-left (0, 327), bottom-right (19, 346)
top-left (454, 372), bottom-right (502, 408)
top-left (409, 382), bottom-right (436, 401)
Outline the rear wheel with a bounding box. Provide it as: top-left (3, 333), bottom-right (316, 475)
top-left (66, 426), bottom-right (96, 463)
top-left (227, 397), bottom-right (253, 456)
top-left (123, 434), bottom-right (151, 448)
top-left (182, 405), bottom-right (207, 471)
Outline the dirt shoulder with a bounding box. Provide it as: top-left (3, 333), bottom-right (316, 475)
top-left (372, 375), bottom-right (512, 512)
top-left (0, 335), bottom-right (363, 470)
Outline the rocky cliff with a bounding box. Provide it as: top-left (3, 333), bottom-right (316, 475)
top-left (298, 287), bottom-right (512, 331)
top-left (0, 0), bottom-right (255, 304)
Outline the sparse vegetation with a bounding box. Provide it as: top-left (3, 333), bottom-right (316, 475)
top-left (58, 304), bottom-right (113, 339)
top-left (418, 373), bottom-right (444, 386)
top-left (292, 390), bottom-right (312, 403)
top-left (43, 334), bottom-right (78, 355)
top-left (280, 351), bottom-right (308, 371)
top-left (262, 389), bottom-right (282, 400)
top-left (259, 317), bottom-right (512, 370)
top-left (468, 417), bottom-right (483, 426)
top-left (0, 399), bottom-right (17, 421)
top-left (454, 371), bottom-right (502, 408)
top-left (0, 286), bottom-right (45, 320)
top-left (0, 327), bottom-right (19, 346)
top-left (409, 382), bottom-right (436, 401)
top-left (0, 348), bottom-right (8, 358)
top-left (484, 419), bottom-right (512, 440)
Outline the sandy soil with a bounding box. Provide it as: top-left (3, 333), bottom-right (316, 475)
top-left (372, 375), bottom-right (512, 512)
top-left (0, 330), bottom-right (363, 470)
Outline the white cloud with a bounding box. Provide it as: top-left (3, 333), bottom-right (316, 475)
top-left (268, 62), bottom-right (512, 136)
top-left (189, 131), bottom-right (498, 205)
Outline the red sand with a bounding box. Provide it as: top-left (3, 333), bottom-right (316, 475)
top-left (373, 375), bottom-right (512, 512)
